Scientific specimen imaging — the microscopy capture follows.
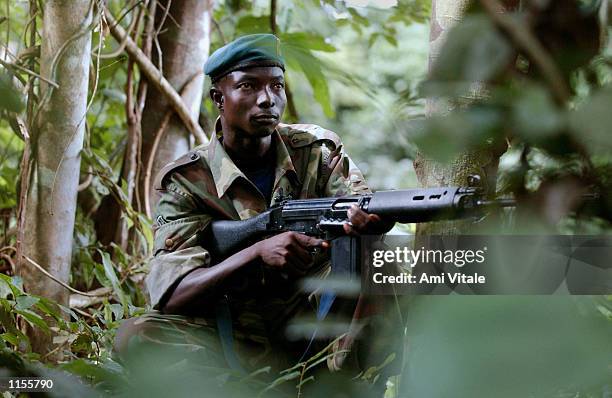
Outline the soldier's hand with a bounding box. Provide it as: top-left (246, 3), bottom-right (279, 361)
top-left (254, 232), bottom-right (328, 275)
top-left (344, 204), bottom-right (394, 236)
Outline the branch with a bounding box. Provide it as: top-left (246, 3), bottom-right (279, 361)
top-left (0, 58), bottom-right (59, 88)
top-left (270, 0), bottom-right (277, 34)
top-left (96, 0), bottom-right (143, 59)
top-left (211, 17), bottom-right (226, 44)
top-left (479, 0), bottom-right (571, 103)
top-left (0, 253), bottom-right (15, 274)
top-left (22, 255), bottom-right (112, 297)
top-left (69, 287), bottom-right (112, 308)
top-left (133, 0), bottom-right (157, 215)
top-left (269, 0), bottom-right (298, 121)
top-left (15, 116), bottom-right (31, 277)
top-left (143, 110), bottom-right (171, 218)
top-left (143, 72), bottom-right (202, 217)
top-left (104, 8), bottom-right (209, 144)
top-left (77, 166), bottom-right (93, 191)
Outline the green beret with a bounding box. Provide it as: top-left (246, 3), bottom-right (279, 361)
top-left (204, 34), bottom-right (285, 82)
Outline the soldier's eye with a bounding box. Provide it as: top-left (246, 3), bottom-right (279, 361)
top-left (238, 82), bottom-right (252, 89)
top-left (273, 82), bottom-right (285, 89)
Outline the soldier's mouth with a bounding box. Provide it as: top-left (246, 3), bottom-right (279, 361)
top-left (252, 114), bottom-right (279, 123)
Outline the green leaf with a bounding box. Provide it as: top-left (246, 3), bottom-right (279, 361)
top-left (0, 333), bottom-right (20, 346)
top-left (402, 297), bottom-right (612, 398)
top-left (15, 295), bottom-right (39, 311)
top-left (0, 274), bottom-right (22, 297)
top-left (430, 15), bottom-right (512, 84)
top-left (0, 278), bottom-right (12, 299)
top-left (58, 304), bottom-right (79, 321)
top-left (61, 358), bottom-right (125, 387)
top-left (100, 251), bottom-right (120, 289)
top-left (0, 329), bottom-right (30, 351)
top-left (282, 32), bottom-right (336, 53)
top-left (383, 33), bottom-right (398, 47)
top-left (411, 106), bottom-right (503, 162)
top-left (137, 213), bottom-right (154, 251)
top-left (0, 303), bottom-right (18, 332)
top-left (281, 35), bottom-right (335, 117)
top-left (16, 309), bottom-right (50, 333)
top-left (368, 32), bottom-right (380, 48)
top-left (235, 15), bottom-right (270, 35)
top-left (93, 262), bottom-right (111, 288)
top-left (98, 250), bottom-right (128, 309)
top-left (511, 84), bottom-right (564, 139)
top-left (347, 8), bottom-right (370, 27)
top-left (109, 303), bottom-right (124, 321)
top-left (360, 353), bottom-right (395, 381)
top-left (297, 375), bottom-right (314, 388)
top-left (569, 86), bottom-right (612, 153)
top-left (35, 296), bottom-right (63, 321)
top-left (0, 72), bottom-right (24, 113)
top-left (258, 370), bottom-right (301, 396)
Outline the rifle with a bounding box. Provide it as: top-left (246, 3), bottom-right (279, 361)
top-left (206, 176), bottom-right (514, 360)
top-left (207, 176), bottom-right (515, 279)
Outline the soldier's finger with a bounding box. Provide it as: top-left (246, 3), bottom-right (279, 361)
top-left (290, 243), bottom-right (313, 268)
top-left (343, 222), bottom-right (358, 236)
top-left (287, 250), bottom-right (309, 271)
top-left (294, 233), bottom-right (326, 248)
top-left (368, 214), bottom-right (382, 223)
top-left (286, 260), bottom-right (307, 276)
top-left (348, 205), bottom-right (369, 230)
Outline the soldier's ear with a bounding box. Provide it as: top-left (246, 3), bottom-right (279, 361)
top-left (210, 88), bottom-right (224, 111)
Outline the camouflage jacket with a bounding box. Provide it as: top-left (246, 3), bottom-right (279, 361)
top-left (145, 122), bottom-right (369, 351)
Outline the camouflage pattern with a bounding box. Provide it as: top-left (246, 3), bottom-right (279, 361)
top-left (135, 120), bottom-right (370, 369)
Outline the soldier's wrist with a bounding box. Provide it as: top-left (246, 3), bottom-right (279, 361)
top-left (247, 241), bottom-right (263, 263)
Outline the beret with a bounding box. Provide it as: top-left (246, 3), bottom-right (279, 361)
top-left (204, 34), bottom-right (285, 82)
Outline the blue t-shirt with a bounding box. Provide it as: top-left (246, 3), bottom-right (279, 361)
top-left (244, 164), bottom-right (275, 205)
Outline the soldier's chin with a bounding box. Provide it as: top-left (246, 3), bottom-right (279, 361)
top-left (250, 122), bottom-right (278, 136)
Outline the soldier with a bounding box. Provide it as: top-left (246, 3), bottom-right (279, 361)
top-left (115, 34), bottom-right (393, 376)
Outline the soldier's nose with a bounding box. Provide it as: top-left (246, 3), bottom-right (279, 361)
top-left (257, 88), bottom-right (275, 108)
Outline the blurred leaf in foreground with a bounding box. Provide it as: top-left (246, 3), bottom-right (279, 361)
top-left (401, 296), bottom-right (612, 398)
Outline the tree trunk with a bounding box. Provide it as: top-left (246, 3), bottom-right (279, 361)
top-left (414, 0), bottom-right (508, 234)
top-left (138, 0), bottom-right (212, 217)
top-left (20, 0), bottom-right (92, 357)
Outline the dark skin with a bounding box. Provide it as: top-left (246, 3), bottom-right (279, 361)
top-left (163, 66), bottom-right (391, 314)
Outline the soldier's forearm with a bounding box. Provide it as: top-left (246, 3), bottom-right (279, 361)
top-left (162, 244), bottom-right (260, 315)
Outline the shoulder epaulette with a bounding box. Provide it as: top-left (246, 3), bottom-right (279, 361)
top-left (278, 123), bottom-right (342, 150)
top-left (153, 150), bottom-right (202, 191)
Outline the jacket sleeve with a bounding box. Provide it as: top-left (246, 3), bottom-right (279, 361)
top-left (145, 174), bottom-right (212, 310)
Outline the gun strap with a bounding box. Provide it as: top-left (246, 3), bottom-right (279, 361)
top-left (316, 144), bottom-right (342, 195)
top-left (215, 295), bottom-right (245, 373)
top-left (299, 236), bottom-right (360, 363)
top-left (317, 292), bottom-right (335, 320)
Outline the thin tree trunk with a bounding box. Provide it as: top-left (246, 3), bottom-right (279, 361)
top-left (20, 0), bottom-right (92, 357)
top-left (138, 0), bottom-right (211, 216)
top-left (414, 0), bottom-right (510, 234)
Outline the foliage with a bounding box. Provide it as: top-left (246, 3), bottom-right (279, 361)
top-left (0, 0), bottom-right (611, 397)
top-left (401, 295), bottom-right (612, 398)
top-left (0, 0), bottom-right (426, 395)
top-left (412, 0), bottom-right (612, 232)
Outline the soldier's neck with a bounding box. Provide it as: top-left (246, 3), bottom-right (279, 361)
top-left (222, 134), bottom-right (274, 170)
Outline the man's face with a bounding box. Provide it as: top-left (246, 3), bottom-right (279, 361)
top-left (214, 66), bottom-right (287, 137)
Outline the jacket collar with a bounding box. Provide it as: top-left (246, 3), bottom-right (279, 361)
top-left (208, 118), bottom-right (300, 199)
